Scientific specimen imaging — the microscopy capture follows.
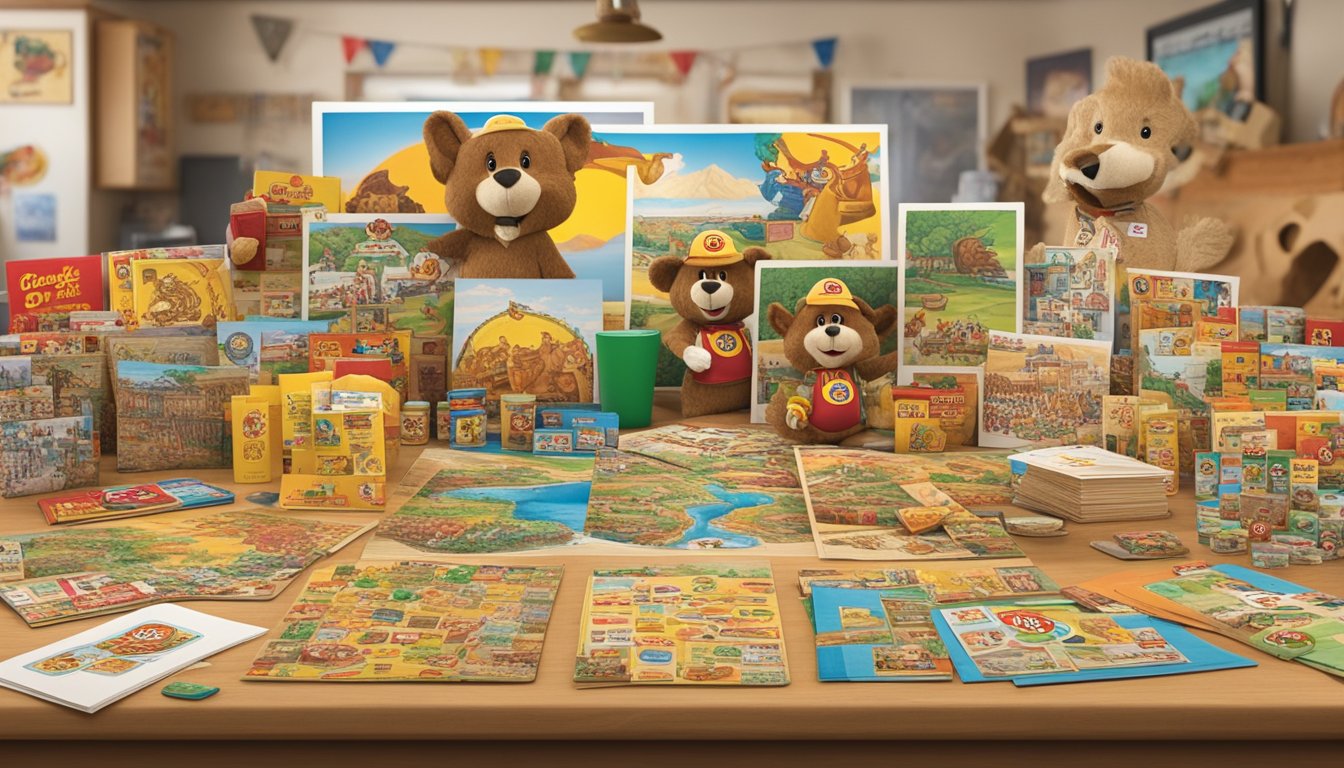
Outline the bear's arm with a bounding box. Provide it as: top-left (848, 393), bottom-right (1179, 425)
top-left (661, 319), bottom-right (699, 354)
top-left (426, 229), bottom-right (473, 263)
top-left (854, 350), bottom-right (901, 382)
top-left (535, 239), bottom-right (577, 279)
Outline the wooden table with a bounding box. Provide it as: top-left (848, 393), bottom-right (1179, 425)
top-left (2, 393), bottom-right (1342, 766)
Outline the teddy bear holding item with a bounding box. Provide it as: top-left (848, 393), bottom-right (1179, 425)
top-left (1042, 56), bottom-right (1232, 273)
top-left (647, 230), bottom-right (770, 417)
top-left (764, 277), bottom-right (899, 444)
top-left (421, 112), bottom-right (591, 278)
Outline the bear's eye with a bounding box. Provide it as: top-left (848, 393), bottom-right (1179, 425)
top-left (815, 315), bottom-right (827, 327)
top-left (830, 314), bottom-right (843, 325)
top-left (486, 153), bottom-right (497, 172)
top-left (1140, 126), bottom-right (1152, 140)
top-left (520, 151), bottom-right (531, 169)
top-left (717, 271), bottom-right (727, 281)
top-left (1093, 121), bottom-right (1103, 134)
top-left (698, 270), bottom-right (709, 281)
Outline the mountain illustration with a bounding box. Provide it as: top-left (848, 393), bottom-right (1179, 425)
top-left (556, 233), bottom-right (608, 252)
top-left (635, 163), bottom-right (761, 200)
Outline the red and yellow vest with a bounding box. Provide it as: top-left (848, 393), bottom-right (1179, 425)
top-left (692, 323), bottom-right (751, 385)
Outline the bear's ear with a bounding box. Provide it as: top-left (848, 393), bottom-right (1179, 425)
top-left (647, 256), bottom-right (682, 293)
top-left (742, 246), bottom-right (772, 267)
top-left (424, 111), bottom-right (473, 184)
top-left (542, 113), bottom-right (592, 175)
top-left (767, 302), bottom-right (795, 337)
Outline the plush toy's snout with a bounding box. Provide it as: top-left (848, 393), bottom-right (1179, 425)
top-left (1060, 142), bottom-right (1156, 193)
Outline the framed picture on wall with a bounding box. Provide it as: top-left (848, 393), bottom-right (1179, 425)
top-left (0, 29), bottom-right (73, 105)
top-left (1026, 48), bottom-right (1092, 120)
top-left (1146, 0), bottom-right (1263, 114)
top-left (838, 81), bottom-right (985, 204)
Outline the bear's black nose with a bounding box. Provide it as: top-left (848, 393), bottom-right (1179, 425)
top-left (825, 325), bottom-right (840, 337)
top-left (494, 168), bottom-right (522, 188)
top-left (1080, 163), bottom-right (1100, 180)
top-left (700, 281), bottom-right (721, 294)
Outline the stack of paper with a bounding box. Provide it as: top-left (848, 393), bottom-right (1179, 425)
top-left (1010, 445), bottom-right (1172, 522)
top-left (0, 604), bottom-right (264, 713)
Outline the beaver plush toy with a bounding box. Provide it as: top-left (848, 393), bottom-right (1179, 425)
top-left (764, 278), bottom-right (899, 444)
top-left (647, 230), bottom-right (770, 417)
top-left (422, 112), bottom-right (591, 278)
top-left (1042, 57), bottom-right (1232, 273)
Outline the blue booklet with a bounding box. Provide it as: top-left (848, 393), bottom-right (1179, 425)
top-left (931, 600), bottom-right (1255, 686)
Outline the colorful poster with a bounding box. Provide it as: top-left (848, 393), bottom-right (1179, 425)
top-left (312, 102), bottom-right (652, 329)
top-left (898, 203), bottom-right (1024, 366)
top-left (451, 278), bottom-right (601, 407)
top-left (751, 261), bottom-right (901, 423)
top-left (244, 562), bottom-right (562, 683)
top-left (301, 213), bottom-right (457, 339)
top-left (106, 245), bottom-right (228, 330)
top-left (574, 564), bottom-right (790, 686)
top-left (604, 124), bottom-right (890, 386)
top-left (1, 30), bottom-right (73, 104)
top-left (980, 331), bottom-right (1110, 449)
top-left (1021, 246), bottom-right (1115, 342)
top-left (0, 414), bottom-right (98, 498)
top-left (1120, 268), bottom-right (1239, 357)
top-left (1137, 330), bottom-right (1221, 412)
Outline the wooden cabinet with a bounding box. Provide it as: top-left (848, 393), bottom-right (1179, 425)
top-left (95, 19), bottom-right (173, 189)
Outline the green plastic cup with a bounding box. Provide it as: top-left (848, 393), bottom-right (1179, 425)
top-left (596, 329), bottom-right (661, 429)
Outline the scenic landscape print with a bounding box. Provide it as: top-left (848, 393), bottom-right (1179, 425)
top-left (898, 204), bottom-right (1023, 366)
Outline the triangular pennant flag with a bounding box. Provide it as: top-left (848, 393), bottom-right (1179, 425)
top-left (479, 48), bottom-right (502, 77)
top-left (341, 36), bottom-right (365, 65)
top-left (368, 40), bottom-right (396, 67)
top-left (669, 50), bottom-right (697, 78)
top-left (569, 51), bottom-right (592, 79)
top-left (250, 15), bottom-right (294, 63)
top-left (812, 37), bottom-right (837, 69)
top-left (533, 50), bottom-right (556, 76)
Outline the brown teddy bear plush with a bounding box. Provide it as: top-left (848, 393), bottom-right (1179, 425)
top-left (647, 230), bottom-right (770, 417)
top-left (422, 112), bottom-right (591, 278)
top-left (1042, 57), bottom-right (1232, 273)
top-left (764, 278), bottom-right (899, 444)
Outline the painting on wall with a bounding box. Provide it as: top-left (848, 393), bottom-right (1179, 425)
top-left (1026, 48), bottom-right (1092, 120)
top-left (1, 30), bottom-right (73, 105)
top-left (1147, 0), bottom-right (1263, 114)
top-left (839, 82), bottom-right (983, 204)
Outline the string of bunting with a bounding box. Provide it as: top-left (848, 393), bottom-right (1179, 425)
top-left (252, 13), bottom-right (838, 79)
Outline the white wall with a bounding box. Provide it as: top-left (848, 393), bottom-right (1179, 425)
top-left (0, 8), bottom-right (92, 262)
top-left (118, 0), bottom-right (1341, 172)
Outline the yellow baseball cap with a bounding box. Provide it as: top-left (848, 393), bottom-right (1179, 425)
top-left (477, 115), bottom-right (531, 135)
top-left (804, 277), bottom-right (858, 309)
top-left (684, 230), bottom-right (744, 267)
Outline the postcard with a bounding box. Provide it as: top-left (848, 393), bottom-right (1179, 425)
top-left (897, 365), bottom-right (983, 446)
top-left (1021, 246), bottom-right (1116, 342)
top-left (0, 604), bottom-right (264, 713)
top-left (897, 203), bottom-right (1024, 366)
top-left (980, 331), bottom-right (1110, 449)
top-left (1120, 268), bottom-right (1239, 358)
top-left (113, 361), bottom-right (250, 472)
top-left (0, 413), bottom-right (99, 498)
top-left (452, 279), bottom-right (601, 407)
top-left (301, 212), bottom-right (457, 339)
top-left (217, 319), bottom-right (332, 380)
top-left (131, 258), bottom-right (232, 328)
top-left (751, 261), bottom-right (901, 422)
top-left (106, 246), bottom-right (228, 329)
top-left (811, 585), bottom-right (953, 682)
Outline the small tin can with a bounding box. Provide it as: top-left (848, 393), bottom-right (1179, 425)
top-left (501, 393), bottom-right (537, 452)
top-left (451, 408), bottom-right (488, 448)
top-left (435, 400), bottom-right (452, 441)
top-left (400, 401), bottom-right (430, 445)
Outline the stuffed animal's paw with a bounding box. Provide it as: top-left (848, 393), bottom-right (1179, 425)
top-left (785, 396), bottom-right (811, 430)
top-left (683, 345), bottom-right (712, 373)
